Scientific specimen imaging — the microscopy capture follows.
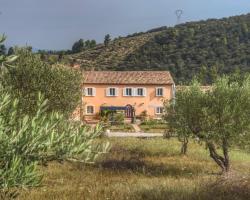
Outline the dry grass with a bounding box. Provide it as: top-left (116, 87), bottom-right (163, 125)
top-left (19, 138), bottom-right (250, 200)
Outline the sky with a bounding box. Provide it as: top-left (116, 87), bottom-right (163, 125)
top-left (1, 0), bottom-right (250, 50)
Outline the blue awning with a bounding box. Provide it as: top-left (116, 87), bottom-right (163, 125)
top-left (100, 106), bottom-right (127, 111)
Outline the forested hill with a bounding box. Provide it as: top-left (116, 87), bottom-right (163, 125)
top-left (69, 13), bottom-right (250, 83)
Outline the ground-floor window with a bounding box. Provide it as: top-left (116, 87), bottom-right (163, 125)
top-left (86, 105), bottom-right (94, 114)
top-left (155, 106), bottom-right (164, 115)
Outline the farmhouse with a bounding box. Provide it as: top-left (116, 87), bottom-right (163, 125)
top-left (81, 71), bottom-right (175, 121)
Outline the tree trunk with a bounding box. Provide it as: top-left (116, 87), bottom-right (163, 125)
top-left (207, 141), bottom-right (230, 173)
top-left (222, 139), bottom-right (230, 172)
top-left (181, 137), bottom-right (188, 155)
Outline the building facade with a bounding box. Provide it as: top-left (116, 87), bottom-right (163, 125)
top-left (82, 71), bottom-right (175, 121)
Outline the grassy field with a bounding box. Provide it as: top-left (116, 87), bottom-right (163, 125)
top-left (19, 138), bottom-right (250, 200)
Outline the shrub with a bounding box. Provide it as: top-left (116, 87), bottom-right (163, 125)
top-left (0, 35), bottom-right (18, 76)
top-left (0, 88), bottom-right (109, 189)
top-left (100, 110), bottom-right (113, 123)
top-left (141, 119), bottom-right (166, 126)
top-left (113, 113), bottom-right (125, 125)
top-left (138, 110), bottom-right (148, 122)
top-left (100, 111), bottom-right (125, 125)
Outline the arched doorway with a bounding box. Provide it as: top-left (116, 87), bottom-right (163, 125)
top-left (125, 104), bottom-right (134, 118)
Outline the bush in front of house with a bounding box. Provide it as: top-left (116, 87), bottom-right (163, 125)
top-left (100, 110), bottom-right (125, 125)
top-left (140, 119), bottom-right (168, 133)
top-left (100, 110), bottom-right (113, 123)
top-left (141, 119), bottom-right (166, 126)
top-left (138, 110), bottom-right (148, 122)
top-left (113, 112), bottom-right (125, 125)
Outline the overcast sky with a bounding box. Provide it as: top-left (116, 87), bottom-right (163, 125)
top-left (1, 0), bottom-right (250, 50)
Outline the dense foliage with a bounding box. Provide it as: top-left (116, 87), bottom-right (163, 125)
top-left (0, 35), bottom-right (109, 192)
top-left (0, 35), bottom-right (18, 74)
top-left (0, 35), bottom-right (108, 190)
top-left (165, 76), bottom-right (250, 172)
top-left (2, 49), bottom-right (82, 116)
top-left (104, 34), bottom-right (111, 47)
top-left (123, 14), bottom-right (250, 83)
top-left (70, 13), bottom-right (250, 83)
top-left (0, 89), bottom-right (109, 188)
top-left (72, 39), bottom-right (96, 53)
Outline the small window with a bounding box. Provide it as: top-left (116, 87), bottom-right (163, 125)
top-left (155, 107), bottom-right (164, 115)
top-left (156, 87), bottom-right (164, 97)
top-left (86, 105), bottom-right (94, 114)
top-left (106, 87), bottom-right (118, 96)
top-left (124, 88), bottom-right (133, 96)
top-left (85, 87), bottom-right (96, 96)
top-left (136, 88), bottom-right (146, 96)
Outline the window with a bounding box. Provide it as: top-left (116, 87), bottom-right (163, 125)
top-left (123, 87), bottom-right (133, 96)
top-left (106, 87), bottom-right (118, 96)
top-left (135, 88), bottom-right (146, 96)
top-left (86, 105), bottom-right (94, 114)
top-left (155, 107), bottom-right (164, 115)
top-left (84, 87), bottom-right (96, 96)
top-left (156, 87), bottom-right (164, 97)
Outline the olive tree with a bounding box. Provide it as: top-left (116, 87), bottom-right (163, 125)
top-left (165, 76), bottom-right (250, 172)
top-left (2, 48), bottom-right (81, 116)
top-left (0, 35), bottom-right (109, 189)
top-left (0, 35), bottom-right (18, 74)
top-left (165, 83), bottom-right (205, 155)
top-left (0, 88), bottom-right (109, 188)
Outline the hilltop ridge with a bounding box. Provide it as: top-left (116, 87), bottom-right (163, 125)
top-left (68, 13), bottom-right (250, 83)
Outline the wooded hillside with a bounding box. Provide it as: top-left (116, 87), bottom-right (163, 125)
top-left (69, 14), bottom-right (250, 83)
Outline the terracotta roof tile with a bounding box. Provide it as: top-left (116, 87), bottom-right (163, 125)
top-left (83, 71), bottom-right (174, 85)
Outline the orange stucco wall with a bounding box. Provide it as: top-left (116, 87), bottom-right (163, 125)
top-left (82, 83), bottom-right (174, 119)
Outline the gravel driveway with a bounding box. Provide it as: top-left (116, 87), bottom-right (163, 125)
top-left (105, 131), bottom-right (163, 137)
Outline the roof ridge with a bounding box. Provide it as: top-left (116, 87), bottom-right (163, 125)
top-left (83, 71), bottom-right (174, 85)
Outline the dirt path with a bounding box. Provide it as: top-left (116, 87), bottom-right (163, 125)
top-left (131, 124), bottom-right (141, 132)
top-left (105, 131), bottom-right (163, 137)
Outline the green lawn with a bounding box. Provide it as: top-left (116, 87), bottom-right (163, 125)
top-left (140, 124), bottom-right (168, 133)
top-left (108, 124), bottom-right (135, 132)
top-left (19, 138), bottom-right (250, 200)
top-left (139, 119), bottom-right (168, 133)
